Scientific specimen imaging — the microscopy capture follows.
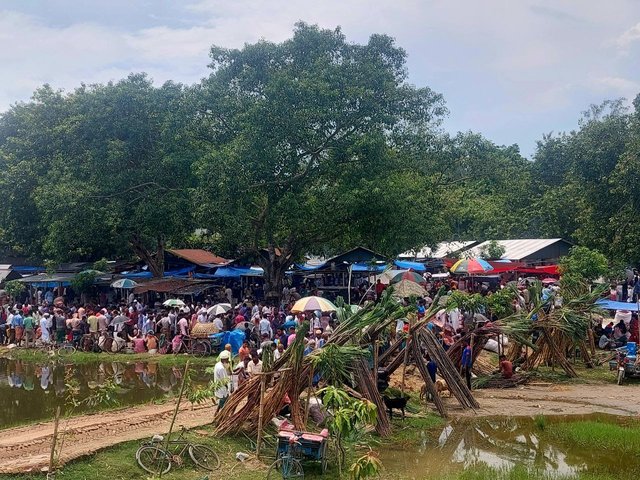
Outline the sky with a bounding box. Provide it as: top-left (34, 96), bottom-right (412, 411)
top-left (1, 0), bottom-right (639, 157)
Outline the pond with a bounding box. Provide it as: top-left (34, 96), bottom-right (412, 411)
top-left (0, 358), bottom-right (210, 429)
top-left (380, 414), bottom-right (639, 479)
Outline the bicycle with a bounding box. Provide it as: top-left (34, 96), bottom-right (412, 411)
top-left (174, 335), bottom-right (211, 357)
top-left (267, 435), bottom-right (304, 480)
top-left (136, 425), bottom-right (220, 475)
top-left (40, 341), bottom-right (76, 357)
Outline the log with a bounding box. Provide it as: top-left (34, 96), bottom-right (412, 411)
top-left (410, 336), bottom-right (447, 417)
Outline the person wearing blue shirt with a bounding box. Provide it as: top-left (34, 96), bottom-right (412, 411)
top-left (461, 341), bottom-right (473, 390)
top-left (11, 311), bottom-right (24, 346)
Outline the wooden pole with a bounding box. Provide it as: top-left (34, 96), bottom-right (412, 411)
top-left (373, 338), bottom-right (379, 386)
top-left (256, 373), bottom-right (267, 459)
top-left (161, 361), bottom-right (189, 478)
top-left (400, 334), bottom-right (411, 397)
top-left (48, 406), bottom-right (61, 476)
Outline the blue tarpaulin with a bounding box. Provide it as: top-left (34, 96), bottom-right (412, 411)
top-left (122, 266), bottom-right (195, 279)
top-left (213, 267), bottom-right (264, 278)
top-left (596, 299), bottom-right (640, 311)
top-left (209, 330), bottom-right (245, 355)
top-left (394, 260), bottom-right (427, 272)
top-left (351, 263), bottom-right (386, 272)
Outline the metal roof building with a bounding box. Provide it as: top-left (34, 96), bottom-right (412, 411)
top-left (399, 241), bottom-right (479, 260)
top-left (463, 238), bottom-right (572, 263)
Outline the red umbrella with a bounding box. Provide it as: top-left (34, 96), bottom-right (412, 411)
top-left (390, 271), bottom-right (425, 285)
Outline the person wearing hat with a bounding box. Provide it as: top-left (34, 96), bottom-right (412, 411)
top-left (214, 350), bottom-right (231, 409)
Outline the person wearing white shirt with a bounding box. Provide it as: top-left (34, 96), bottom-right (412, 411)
top-left (259, 317), bottom-right (273, 339)
top-left (213, 316), bottom-right (224, 332)
top-left (214, 351), bottom-right (231, 409)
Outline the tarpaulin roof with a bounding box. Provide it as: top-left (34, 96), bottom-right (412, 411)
top-left (121, 266), bottom-right (195, 279)
top-left (213, 266), bottom-right (264, 278)
top-left (516, 265), bottom-right (559, 275)
top-left (596, 299), bottom-right (640, 311)
top-left (393, 260), bottom-right (427, 272)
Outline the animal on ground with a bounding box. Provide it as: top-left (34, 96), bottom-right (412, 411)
top-left (420, 379), bottom-right (451, 402)
top-left (382, 395), bottom-right (408, 419)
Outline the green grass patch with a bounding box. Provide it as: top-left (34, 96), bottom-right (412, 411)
top-left (0, 348), bottom-right (216, 367)
top-left (387, 413), bottom-right (444, 446)
top-left (548, 420), bottom-right (640, 456)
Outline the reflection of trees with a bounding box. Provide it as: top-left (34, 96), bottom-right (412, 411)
top-left (0, 359), bottom-right (210, 429)
top-left (436, 418), bottom-right (580, 476)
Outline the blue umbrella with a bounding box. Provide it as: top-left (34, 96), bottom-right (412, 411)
top-left (110, 278), bottom-right (138, 289)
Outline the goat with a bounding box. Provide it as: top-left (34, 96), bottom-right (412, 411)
top-left (382, 395), bottom-right (408, 419)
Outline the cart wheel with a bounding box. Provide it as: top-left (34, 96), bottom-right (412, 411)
top-left (267, 457), bottom-right (304, 480)
top-left (192, 341), bottom-right (210, 357)
top-left (617, 369), bottom-right (625, 385)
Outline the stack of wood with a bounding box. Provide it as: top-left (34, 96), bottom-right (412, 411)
top-left (213, 291), bottom-right (479, 435)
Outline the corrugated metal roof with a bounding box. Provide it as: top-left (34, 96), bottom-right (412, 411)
top-left (464, 239), bottom-right (566, 261)
top-left (399, 241), bottom-right (478, 259)
top-left (167, 249), bottom-right (228, 267)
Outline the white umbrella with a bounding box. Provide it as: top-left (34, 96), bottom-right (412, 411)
top-left (110, 279), bottom-right (138, 289)
top-left (163, 299), bottom-right (185, 308)
top-left (207, 303), bottom-right (231, 316)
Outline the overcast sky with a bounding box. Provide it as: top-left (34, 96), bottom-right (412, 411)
top-left (1, 0), bottom-right (639, 157)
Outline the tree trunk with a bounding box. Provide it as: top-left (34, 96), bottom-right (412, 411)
top-left (129, 234), bottom-right (165, 278)
top-left (257, 246), bottom-right (292, 303)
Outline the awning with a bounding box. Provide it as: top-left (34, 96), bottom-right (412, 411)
top-left (213, 267), bottom-right (264, 278)
top-left (393, 260), bottom-right (427, 272)
top-left (596, 299), bottom-right (640, 311)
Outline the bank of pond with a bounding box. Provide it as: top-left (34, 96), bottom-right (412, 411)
top-left (1, 357), bottom-right (639, 479)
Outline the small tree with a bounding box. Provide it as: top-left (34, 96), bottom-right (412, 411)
top-left (4, 280), bottom-right (25, 301)
top-left (479, 240), bottom-right (506, 260)
top-left (71, 271), bottom-right (97, 297)
top-left (559, 246), bottom-right (608, 286)
top-left (92, 258), bottom-right (109, 273)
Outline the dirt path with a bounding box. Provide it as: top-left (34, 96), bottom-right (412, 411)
top-left (452, 383), bottom-right (640, 417)
top-left (0, 400), bottom-right (216, 474)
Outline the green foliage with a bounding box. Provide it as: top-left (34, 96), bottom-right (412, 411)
top-left (4, 279), bottom-right (25, 298)
top-left (71, 271), bottom-right (97, 294)
top-left (308, 344), bottom-right (370, 386)
top-left (559, 246), bottom-right (609, 283)
top-left (479, 240), bottom-right (506, 260)
top-left (349, 450), bottom-right (383, 480)
top-left (92, 258), bottom-right (109, 272)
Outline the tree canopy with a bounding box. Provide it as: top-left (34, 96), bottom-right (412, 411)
top-left (0, 23), bottom-right (639, 291)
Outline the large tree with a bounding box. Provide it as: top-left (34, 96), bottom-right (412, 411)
top-left (192, 23), bottom-right (447, 298)
top-left (0, 75), bottom-right (196, 275)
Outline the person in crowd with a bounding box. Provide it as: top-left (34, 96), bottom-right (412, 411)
top-left (246, 350), bottom-right (263, 376)
top-left (461, 341), bottom-right (473, 390)
top-left (23, 311), bottom-right (35, 348)
top-left (239, 341), bottom-right (251, 362)
top-left (214, 350), bottom-right (231, 409)
top-left (498, 355), bottom-right (513, 379)
top-left (130, 331), bottom-right (147, 354)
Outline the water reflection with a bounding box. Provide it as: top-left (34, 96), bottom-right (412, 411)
top-left (380, 415), bottom-right (633, 479)
top-left (0, 358), bottom-right (208, 429)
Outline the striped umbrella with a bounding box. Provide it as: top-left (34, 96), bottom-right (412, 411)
top-left (391, 280), bottom-right (427, 298)
top-left (110, 278), bottom-right (138, 289)
top-left (291, 296), bottom-right (338, 313)
top-left (390, 271), bottom-right (425, 285)
top-left (450, 258), bottom-right (494, 275)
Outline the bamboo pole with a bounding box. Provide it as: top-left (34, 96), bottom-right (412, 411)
top-left (47, 406), bottom-right (61, 477)
top-left (256, 372), bottom-right (268, 459)
top-left (161, 361), bottom-right (189, 478)
top-left (373, 338), bottom-right (379, 385)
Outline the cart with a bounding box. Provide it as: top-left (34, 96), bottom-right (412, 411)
top-left (275, 429), bottom-right (328, 474)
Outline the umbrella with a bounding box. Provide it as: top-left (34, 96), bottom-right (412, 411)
top-left (207, 303), bottom-right (231, 316)
top-left (391, 280), bottom-right (427, 298)
top-left (110, 279), bottom-right (138, 289)
top-left (163, 299), bottom-right (185, 308)
top-left (542, 277), bottom-right (559, 284)
top-left (375, 269), bottom-right (406, 285)
top-left (390, 271), bottom-right (425, 285)
top-left (291, 296), bottom-right (338, 313)
top-left (449, 258), bottom-right (494, 275)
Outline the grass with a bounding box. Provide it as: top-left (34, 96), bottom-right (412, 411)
top-left (0, 348), bottom-right (216, 367)
top-left (548, 419), bottom-right (640, 456)
top-left (438, 464), bottom-right (621, 480)
top-left (529, 364), bottom-right (618, 385)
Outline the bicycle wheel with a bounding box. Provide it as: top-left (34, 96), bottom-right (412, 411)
top-left (188, 444), bottom-right (220, 470)
top-left (57, 344), bottom-right (76, 356)
top-left (136, 445), bottom-right (172, 475)
top-left (191, 341), bottom-right (210, 358)
top-left (267, 457), bottom-right (304, 480)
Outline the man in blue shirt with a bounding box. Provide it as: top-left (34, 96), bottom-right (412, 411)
top-left (461, 341), bottom-right (473, 390)
top-left (11, 311), bottom-right (24, 346)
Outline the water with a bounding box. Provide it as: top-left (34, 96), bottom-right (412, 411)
top-left (0, 358), bottom-right (210, 429)
top-left (380, 414), bottom-right (635, 479)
